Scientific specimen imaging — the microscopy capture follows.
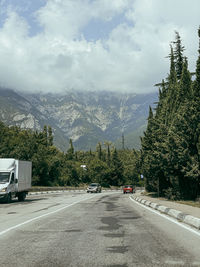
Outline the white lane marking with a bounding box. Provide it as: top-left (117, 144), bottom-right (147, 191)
top-left (0, 194), bottom-right (99, 237)
top-left (129, 196), bottom-right (200, 237)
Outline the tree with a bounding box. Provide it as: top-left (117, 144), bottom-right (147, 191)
top-left (96, 142), bottom-right (103, 160)
top-left (66, 139), bottom-right (74, 160)
top-left (176, 58), bottom-right (192, 108)
top-left (109, 148), bottom-right (124, 186)
top-left (140, 28), bottom-right (200, 199)
top-left (87, 158), bottom-right (109, 186)
top-left (48, 126), bottom-right (54, 146)
top-left (173, 31), bottom-right (185, 80)
top-left (42, 125), bottom-right (48, 147)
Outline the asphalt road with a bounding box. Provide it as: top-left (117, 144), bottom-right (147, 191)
top-left (0, 192), bottom-right (199, 267)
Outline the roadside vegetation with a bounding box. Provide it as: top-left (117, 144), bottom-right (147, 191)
top-left (140, 28), bottom-right (200, 200)
top-left (0, 122), bottom-right (143, 188)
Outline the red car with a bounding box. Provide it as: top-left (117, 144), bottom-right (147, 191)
top-left (123, 185), bottom-right (134, 194)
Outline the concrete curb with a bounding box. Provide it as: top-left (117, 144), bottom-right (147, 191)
top-left (29, 190), bottom-right (84, 195)
top-left (132, 196), bottom-right (200, 230)
top-left (28, 189), bottom-right (121, 196)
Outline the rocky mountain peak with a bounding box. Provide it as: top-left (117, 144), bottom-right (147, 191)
top-left (0, 88), bottom-right (157, 150)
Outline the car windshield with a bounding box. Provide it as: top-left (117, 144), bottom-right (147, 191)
top-left (124, 185), bottom-right (133, 188)
top-left (0, 172), bottom-right (10, 183)
top-left (90, 183), bottom-right (98, 187)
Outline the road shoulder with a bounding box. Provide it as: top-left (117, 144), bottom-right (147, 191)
top-left (131, 194), bottom-right (200, 230)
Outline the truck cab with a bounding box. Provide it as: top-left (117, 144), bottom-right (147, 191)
top-left (0, 170), bottom-right (17, 203)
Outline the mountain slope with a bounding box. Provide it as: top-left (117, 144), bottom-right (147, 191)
top-left (0, 88), bottom-right (157, 150)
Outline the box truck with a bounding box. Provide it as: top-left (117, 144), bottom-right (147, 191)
top-left (0, 158), bottom-right (32, 203)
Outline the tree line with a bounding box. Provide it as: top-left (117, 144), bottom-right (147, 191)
top-left (0, 122), bottom-right (142, 188)
top-left (140, 28), bottom-right (200, 200)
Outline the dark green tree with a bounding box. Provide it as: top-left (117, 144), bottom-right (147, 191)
top-left (173, 31), bottom-right (185, 80)
top-left (66, 139), bottom-right (74, 160)
top-left (96, 142), bottom-right (103, 160)
top-left (48, 126), bottom-right (54, 146)
top-left (109, 148), bottom-right (124, 186)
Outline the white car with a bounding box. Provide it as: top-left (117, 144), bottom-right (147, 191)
top-left (87, 183), bottom-right (101, 193)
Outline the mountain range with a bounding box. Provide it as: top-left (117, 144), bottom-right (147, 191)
top-left (0, 87), bottom-right (157, 151)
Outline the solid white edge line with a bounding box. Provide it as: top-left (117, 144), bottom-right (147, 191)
top-left (0, 194), bottom-right (100, 237)
top-left (129, 196), bottom-right (200, 237)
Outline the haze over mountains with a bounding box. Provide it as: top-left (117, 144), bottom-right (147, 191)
top-left (0, 87), bottom-right (157, 151)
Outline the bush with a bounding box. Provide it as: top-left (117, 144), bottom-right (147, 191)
top-left (163, 187), bottom-right (181, 200)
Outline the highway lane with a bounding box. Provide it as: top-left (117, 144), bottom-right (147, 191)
top-left (0, 192), bottom-right (199, 267)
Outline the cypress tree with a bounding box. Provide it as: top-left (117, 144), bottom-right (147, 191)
top-left (175, 58), bottom-right (192, 111)
top-left (42, 125), bottom-right (48, 147)
top-left (107, 143), bottom-right (111, 166)
top-left (110, 148), bottom-right (124, 186)
top-left (141, 28), bottom-right (200, 199)
top-left (97, 142), bottom-right (102, 160)
top-left (193, 26), bottom-right (200, 98)
top-left (67, 139), bottom-right (74, 160)
top-left (48, 126), bottom-right (54, 146)
top-left (173, 31), bottom-right (185, 80)
top-left (141, 106), bottom-right (158, 192)
top-left (168, 45), bottom-right (177, 85)
top-left (165, 45), bottom-right (179, 124)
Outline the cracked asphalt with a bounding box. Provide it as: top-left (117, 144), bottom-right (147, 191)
top-left (0, 192), bottom-right (199, 267)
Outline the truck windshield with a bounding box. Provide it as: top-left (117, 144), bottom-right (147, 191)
top-left (0, 172), bottom-right (10, 183)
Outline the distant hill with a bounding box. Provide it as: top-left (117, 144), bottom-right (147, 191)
top-left (0, 88), bottom-right (157, 151)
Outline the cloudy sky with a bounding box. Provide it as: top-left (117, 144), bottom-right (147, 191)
top-left (0, 0), bottom-right (199, 94)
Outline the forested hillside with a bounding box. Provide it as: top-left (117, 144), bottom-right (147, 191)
top-left (141, 29), bottom-right (200, 200)
top-left (0, 121), bottom-right (142, 188)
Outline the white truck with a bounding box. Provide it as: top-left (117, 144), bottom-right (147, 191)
top-left (0, 158), bottom-right (32, 203)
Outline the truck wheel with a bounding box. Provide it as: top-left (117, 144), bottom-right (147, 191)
top-left (6, 193), bottom-right (12, 203)
top-left (18, 192), bottom-right (26, 202)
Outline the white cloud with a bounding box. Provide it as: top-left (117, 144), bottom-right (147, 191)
top-left (0, 0), bottom-right (199, 94)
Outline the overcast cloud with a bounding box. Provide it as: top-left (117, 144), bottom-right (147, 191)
top-left (0, 0), bottom-right (199, 94)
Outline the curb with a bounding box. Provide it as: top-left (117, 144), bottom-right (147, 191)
top-left (29, 190), bottom-right (84, 195)
top-left (28, 189), bottom-right (121, 196)
top-left (132, 196), bottom-right (200, 230)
